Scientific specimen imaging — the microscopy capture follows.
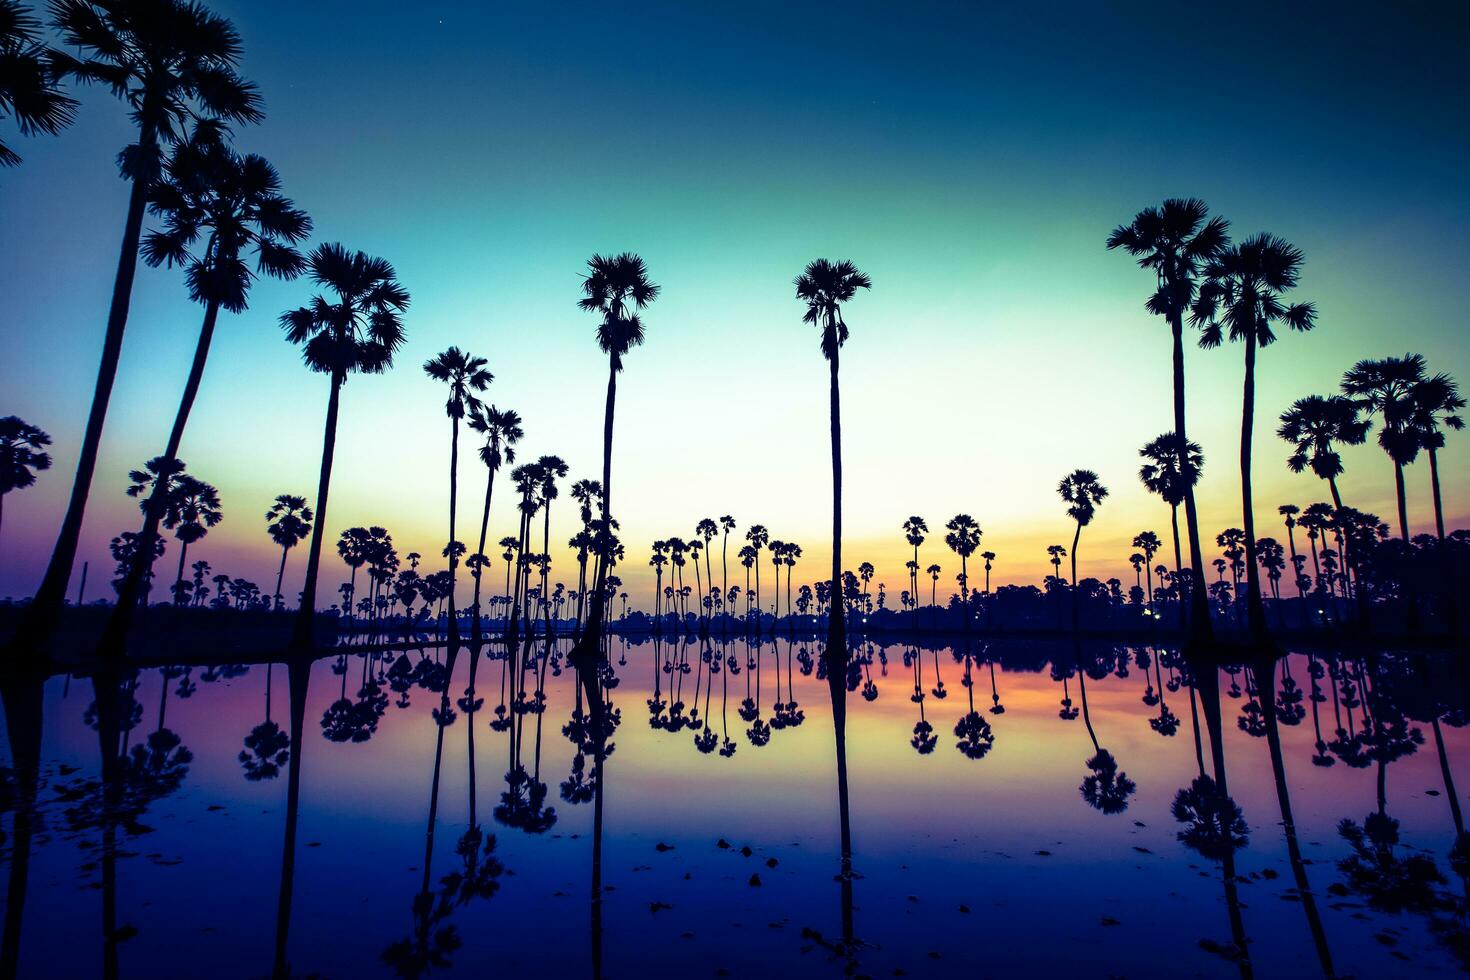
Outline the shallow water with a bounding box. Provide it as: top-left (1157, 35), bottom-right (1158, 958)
top-left (3, 636), bottom-right (1469, 978)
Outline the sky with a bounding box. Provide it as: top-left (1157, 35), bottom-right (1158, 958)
top-left (2, 0), bottom-right (1468, 608)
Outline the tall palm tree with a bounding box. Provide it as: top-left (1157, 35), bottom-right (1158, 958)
top-left (335, 527), bottom-right (371, 623)
top-left (903, 516), bottom-right (926, 628)
top-left (424, 347), bottom-right (492, 646)
top-left (0, 0), bottom-right (77, 166)
top-left (745, 524), bottom-right (769, 623)
top-left (944, 515), bottom-right (981, 626)
top-left (1278, 505), bottom-right (1305, 596)
top-left (718, 515), bottom-right (736, 623)
top-left (19, 0), bottom-right (262, 653)
top-left (1341, 354), bottom-right (1425, 544)
top-left (696, 517), bottom-right (717, 624)
top-left (281, 243), bottom-right (409, 646)
top-left (0, 415), bottom-right (50, 549)
top-left (571, 252), bottom-right (657, 667)
top-left (107, 127), bottom-right (311, 638)
top-left (1138, 432), bottom-right (1203, 598)
top-left (794, 258), bottom-right (871, 652)
top-left (533, 454), bottom-right (568, 635)
top-left (980, 551), bottom-right (995, 594)
top-left (162, 474), bottom-right (220, 604)
top-left (265, 494), bottom-right (312, 611)
top-left (1132, 531), bottom-right (1161, 617)
top-left (1408, 372), bottom-right (1465, 540)
top-left (572, 479), bottom-right (604, 629)
top-left (1058, 470), bottom-right (1108, 630)
top-left (466, 405), bottom-right (521, 641)
top-left (1193, 233), bottom-right (1316, 639)
top-left (1108, 199), bottom-right (1228, 642)
top-left (1278, 394), bottom-right (1368, 512)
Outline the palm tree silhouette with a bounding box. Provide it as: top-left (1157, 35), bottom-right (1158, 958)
top-left (1342, 354), bottom-right (1428, 543)
top-left (265, 494), bottom-right (312, 611)
top-left (0, 415), bottom-right (51, 551)
top-left (282, 243), bottom-right (409, 646)
top-left (795, 258), bottom-right (871, 653)
top-left (903, 516), bottom-right (927, 628)
top-left (161, 473), bottom-right (221, 604)
top-left (465, 404), bottom-right (521, 641)
top-left (107, 126), bottom-right (311, 637)
top-left (1277, 505), bottom-right (1306, 596)
top-left (1278, 394), bottom-right (1369, 514)
top-left (745, 524), bottom-right (768, 627)
top-left (1131, 530), bottom-right (1161, 618)
top-left (1407, 372), bottom-right (1465, 541)
top-left (1139, 432), bottom-right (1203, 614)
top-left (1108, 199), bottom-right (1228, 643)
top-left (944, 515), bottom-right (981, 628)
top-left (717, 515), bottom-right (736, 627)
top-left (1193, 233), bottom-right (1316, 639)
top-left (0, 0), bottom-right (77, 166)
top-left (336, 527), bottom-right (373, 624)
top-left (569, 253), bottom-right (656, 683)
top-left (980, 551), bottom-right (995, 595)
top-left (424, 346), bottom-right (492, 646)
top-left (19, 0), bottom-right (261, 653)
top-left (1058, 470), bottom-right (1108, 630)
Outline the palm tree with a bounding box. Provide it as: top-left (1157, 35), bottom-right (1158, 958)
top-left (572, 479), bottom-right (605, 628)
top-left (162, 474), bottom-right (220, 604)
top-left (903, 516), bottom-right (927, 628)
top-left (745, 524), bottom-right (768, 623)
top-left (424, 347), bottom-right (492, 645)
top-left (572, 252), bottom-right (657, 667)
top-left (944, 515), bottom-right (981, 627)
top-left (107, 128), bottom-right (311, 635)
top-left (1108, 199), bottom-right (1228, 642)
top-left (1132, 531), bottom-right (1161, 617)
top-left (335, 527), bottom-right (372, 623)
top-left (718, 515), bottom-right (736, 624)
top-left (0, 0), bottom-right (77, 166)
top-left (1058, 470), bottom-right (1108, 630)
top-left (1278, 505), bottom-right (1305, 596)
top-left (980, 551), bottom-right (995, 594)
top-left (1138, 432), bottom-right (1203, 600)
top-left (1193, 233), bottom-right (1316, 639)
top-left (1342, 354), bottom-right (1426, 543)
top-left (467, 405), bottom-right (522, 641)
top-left (696, 517), bottom-right (717, 624)
top-left (1408, 372), bottom-right (1465, 540)
top-left (1278, 394), bottom-right (1368, 513)
top-left (925, 563), bottom-right (941, 611)
top-left (19, 0), bottom-right (261, 652)
top-left (534, 455), bottom-right (568, 634)
top-left (266, 495), bottom-right (312, 611)
top-left (0, 415), bottom-right (50, 549)
top-left (281, 244), bottom-right (409, 646)
top-left (794, 258), bottom-right (871, 652)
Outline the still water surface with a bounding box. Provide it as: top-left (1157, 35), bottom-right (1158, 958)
top-left (3, 637), bottom-right (1468, 978)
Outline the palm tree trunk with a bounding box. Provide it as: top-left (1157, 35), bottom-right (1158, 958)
top-left (292, 368), bottom-right (344, 649)
top-left (1393, 461), bottom-right (1411, 543)
top-left (172, 540), bottom-right (189, 607)
top-left (572, 360), bottom-right (617, 668)
top-left (1069, 522), bottom-right (1081, 632)
top-left (15, 140), bottom-right (156, 657)
top-left (447, 415), bottom-right (460, 646)
top-left (1169, 310), bottom-right (1213, 643)
top-left (0, 679), bottom-right (42, 977)
top-left (1239, 333), bottom-right (1266, 640)
top-left (1429, 446), bottom-right (1446, 541)
top-left (273, 659), bottom-right (309, 977)
top-left (273, 543), bottom-right (286, 614)
top-left (828, 350), bottom-right (845, 653)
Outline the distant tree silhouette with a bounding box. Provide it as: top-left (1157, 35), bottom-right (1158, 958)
top-left (18, 0), bottom-right (262, 654)
top-left (0, 415), bottom-right (51, 550)
top-left (1278, 504), bottom-right (1307, 596)
top-left (282, 243), bottom-right (409, 646)
top-left (465, 404), bottom-right (521, 641)
top-left (795, 258), bottom-right (871, 653)
top-left (424, 346), bottom-right (492, 645)
top-left (265, 495), bottom-right (312, 611)
top-left (980, 551), bottom-right (996, 595)
top-left (1139, 432), bottom-right (1203, 609)
top-left (903, 516), bottom-right (927, 628)
top-left (160, 473), bottom-right (221, 604)
top-left (944, 515), bottom-right (981, 628)
top-left (0, 0), bottom-right (77, 166)
top-left (1108, 199), bottom-right (1228, 642)
top-left (1058, 470), bottom-right (1108, 630)
top-left (1194, 233), bottom-right (1316, 638)
top-left (1132, 530), bottom-right (1162, 618)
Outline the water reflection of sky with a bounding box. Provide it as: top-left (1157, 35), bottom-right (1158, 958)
top-left (7, 640), bottom-right (1469, 977)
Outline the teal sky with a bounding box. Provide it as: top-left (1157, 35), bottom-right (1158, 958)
top-left (2, 1), bottom-right (1467, 603)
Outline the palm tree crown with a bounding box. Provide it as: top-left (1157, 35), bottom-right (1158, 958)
top-left (1191, 234), bottom-right (1316, 349)
top-left (1138, 432), bottom-right (1202, 505)
top-left (578, 252), bottom-right (658, 370)
top-left (266, 494), bottom-right (312, 549)
top-left (424, 346), bottom-right (492, 419)
top-left (1342, 354), bottom-right (1427, 464)
top-left (282, 243), bottom-right (409, 377)
top-left (0, 415), bottom-right (51, 494)
top-left (0, 0), bottom-right (78, 165)
top-left (1107, 197), bottom-right (1229, 321)
top-left (1278, 394), bottom-right (1370, 482)
top-left (469, 405), bottom-right (523, 471)
top-left (1058, 470), bottom-right (1108, 527)
top-left (142, 127), bottom-right (311, 312)
top-left (794, 259), bottom-right (872, 360)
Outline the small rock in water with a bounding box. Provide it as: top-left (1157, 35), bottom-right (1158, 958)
top-left (765, 857), bottom-right (778, 868)
top-left (748, 873), bottom-right (762, 887)
top-left (958, 904), bottom-right (971, 914)
top-left (655, 842), bottom-right (675, 852)
top-left (740, 845), bottom-right (753, 857)
top-left (717, 838), bottom-right (731, 849)
top-left (1100, 916), bottom-right (1121, 927)
top-left (649, 901), bottom-right (673, 914)
top-left (1035, 850), bottom-right (1052, 857)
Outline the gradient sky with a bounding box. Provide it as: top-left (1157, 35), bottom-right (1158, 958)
top-left (2, 1), bottom-right (1468, 605)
